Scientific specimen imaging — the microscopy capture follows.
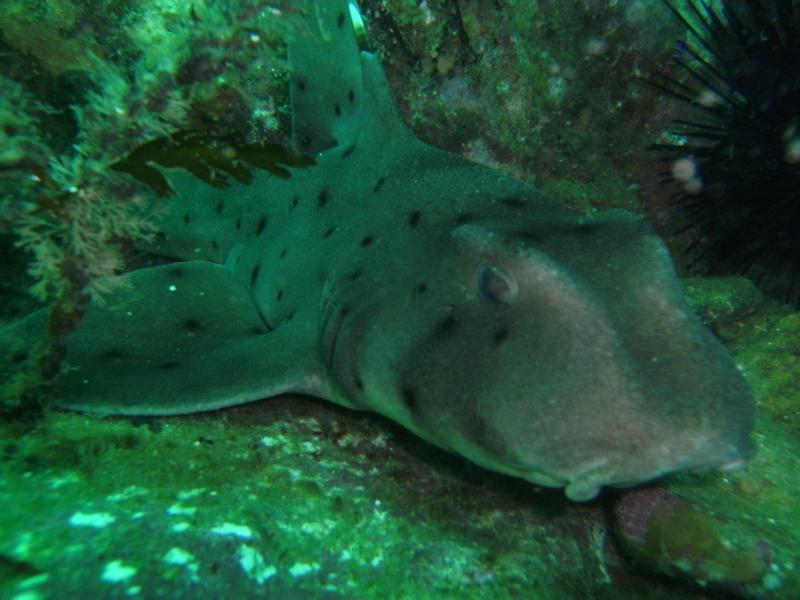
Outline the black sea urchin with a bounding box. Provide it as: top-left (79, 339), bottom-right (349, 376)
top-left (649, 0), bottom-right (800, 305)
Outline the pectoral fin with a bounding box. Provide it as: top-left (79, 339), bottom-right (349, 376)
top-left (3, 261), bottom-right (315, 416)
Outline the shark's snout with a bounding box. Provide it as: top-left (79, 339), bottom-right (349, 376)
top-left (416, 217), bottom-right (758, 501)
top-left (559, 419), bottom-right (755, 502)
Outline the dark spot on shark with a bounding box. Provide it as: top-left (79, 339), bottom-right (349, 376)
top-left (236, 217), bottom-right (242, 232)
top-left (158, 361), bottom-right (180, 370)
top-left (501, 197), bottom-right (527, 209)
top-left (355, 376), bottom-right (364, 391)
top-left (334, 103), bottom-right (341, 116)
top-left (290, 196), bottom-right (299, 211)
top-left (256, 215), bottom-right (268, 236)
top-left (574, 222), bottom-right (606, 235)
top-left (455, 213), bottom-right (474, 225)
top-left (348, 89), bottom-right (356, 103)
top-left (401, 386), bottom-right (419, 413)
top-left (12, 351), bottom-right (28, 363)
top-left (301, 135), bottom-right (311, 147)
top-left (286, 312), bottom-right (294, 322)
top-left (493, 328), bottom-right (510, 346)
top-left (167, 267), bottom-right (185, 279)
top-left (280, 248), bottom-right (288, 259)
top-left (183, 213), bottom-right (190, 225)
top-left (249, 326), bottom-right (268, 336)
top-left (216, 201), bottom-right (224, 214)
top-left (372, 176), bottom-right (385, 193)
top-left (296, 79), bottom-right (306, 92)
top-left (340, 305), bottom-right (351, 318)
top-left (348, 268), bottom-right (362, 281)
top-left (102, 348), bottom-right (124, 360)
top-left (360, 235), bottom-right (374, 247)
top-left (277, 289), bottom-right (284, 302)
top-left (183, 318), bottom-right (204, 333)
top-left (414, 282), bottom-right (428, 294)
top-left (211, 240), bottom-right (219, 251)
top-left (251, 264), bottom-right (261, 287)
top-left (318, 189), bottom-right (330, 208)
top-left (337, 11), bottom-right (345, 27)
top-left (323, 226), bottom-right (338, 238)
top-left (435, 315), bottom-right (457, 337)
top-left (408, 210), bottom-right (421, 228)
top-left (341, 145), bottom-right (356, 159)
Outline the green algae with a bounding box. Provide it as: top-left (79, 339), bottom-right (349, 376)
top-left (657, 299), bottom-right (800, 598)
top-left (366, 0), bottom-right (675, 218)
top-left (682, 277), bottom-right (764, 329)
top-left (0, 401), bottom-right (646, 599)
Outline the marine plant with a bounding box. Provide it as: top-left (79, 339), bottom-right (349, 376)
top-left (0, 0), bottom-right (304, 412)
top-left (649, 0), bottom-right (800, 305)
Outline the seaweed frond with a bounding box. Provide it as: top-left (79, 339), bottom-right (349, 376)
top-left (110, 130), bottom-right (316, 197)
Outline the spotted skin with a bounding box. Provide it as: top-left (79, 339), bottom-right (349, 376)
top-left (0, 1), bottom-right (755, 501)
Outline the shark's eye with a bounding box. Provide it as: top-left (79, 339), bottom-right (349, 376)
top-left (477, 264), bottom-right (517, 304)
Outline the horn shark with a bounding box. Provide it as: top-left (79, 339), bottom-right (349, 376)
top-left (2, 1), bottom-right (755, 501)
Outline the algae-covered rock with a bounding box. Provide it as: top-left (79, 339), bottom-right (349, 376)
top-left (682, 276), bottom-right (764, 328)
top-left (614, 488), bottom-right (767, 588)
top-left (0, 400), bottom-right (652, 599)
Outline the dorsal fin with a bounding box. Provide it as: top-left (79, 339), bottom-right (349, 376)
top-left (356, 51), bottom-right (415, 146)
top-left (288, 0), bottom-right (363, 153)
top-left (288, 1), bottom-right (412, 153)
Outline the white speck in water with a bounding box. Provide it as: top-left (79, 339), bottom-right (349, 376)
top-left (672, 157), bottom-right (697, 181)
